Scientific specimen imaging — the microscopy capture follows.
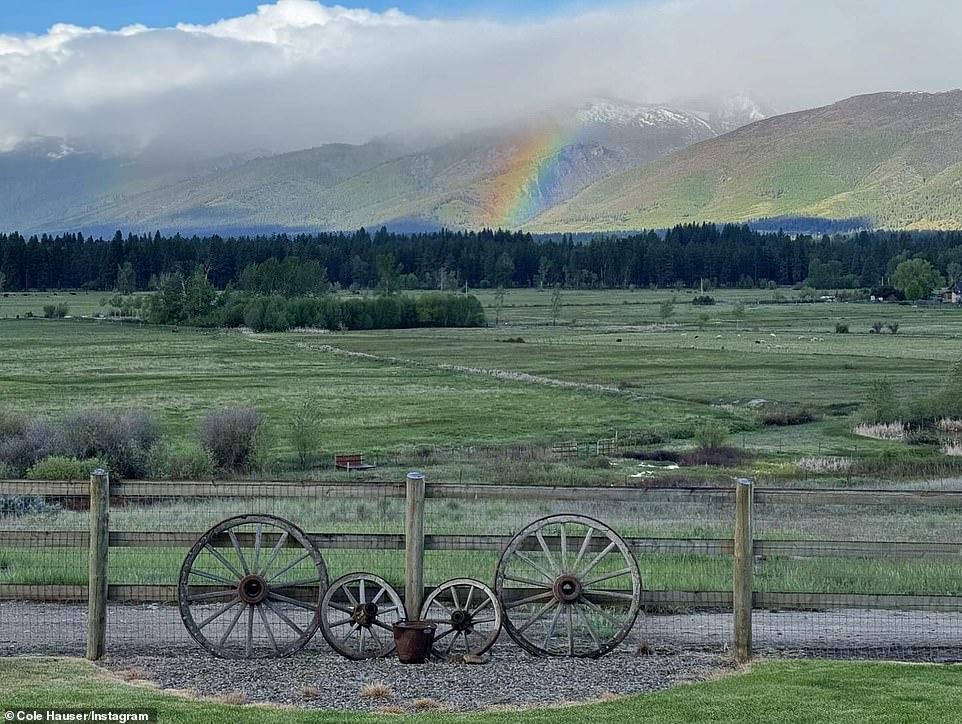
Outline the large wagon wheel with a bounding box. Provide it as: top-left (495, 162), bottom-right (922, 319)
top-left (319, 572), bottom-right (405, 659)
top-left (178, 514), bottom-right (328, 659)
top-left (495, 514), bottom-right (641, 658)
top-left (420, 578), bottom-right (502, 660)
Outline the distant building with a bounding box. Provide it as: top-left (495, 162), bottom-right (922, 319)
top-left (940, 282), bottom-right (962, 303)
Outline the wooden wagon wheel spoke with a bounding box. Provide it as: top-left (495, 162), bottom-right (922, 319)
top-left (258, 531), bottom-right (289, 576)
top-left (189, 569), bottom-right (239, 586)
top-left (178, 514), bottom-right (327, 659)
top-left (218, 603), bottom-right (247, 648)
top-left (503, 590), bottom-right (554, 609)
top-left (228, 530), bottom-right (251, 576)
top-left (196, 598), bottom-right (242, 629)
top-left (320, 573), bottom-right (404, 660)
top-left (262, 599), bottom-right (306, 637)
top-left (187, 589), bottom-right (237, 603)
top-left (496, 514), bottom-right (642, 658)
top-left (420, 578), bottom-right (502, 660)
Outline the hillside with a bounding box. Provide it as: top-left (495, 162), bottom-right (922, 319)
top-left (0, 99), bottom-right (727, 235)
top-left (530, 91), bottom-right (962, 232)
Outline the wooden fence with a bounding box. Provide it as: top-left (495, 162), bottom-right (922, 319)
top-left (2, 476), bottom-right (962, 661)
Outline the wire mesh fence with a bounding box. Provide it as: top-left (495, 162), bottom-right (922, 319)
top-left (1, 479), bottom-right (960, 662)
top-left (752, 489), bottom-right (962, 661)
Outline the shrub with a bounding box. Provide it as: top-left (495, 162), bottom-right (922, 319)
top-left (834, 322), bottom-right (849, 333)
top-left (693, 420), bottom-right (728, 450)
top-left (57, 409), bottom-right (157, 478)
top-left (905, 430), bottom-right (940, 446)
top-left (42, 303), bottom-right (68, 319)
top-left (26, 456), bottom-right (106, 481)
top-left (0, 407), bottom-right (27, 439)
top-left (871, 320), bottom-right (885, 333)
top-left (147, 441), bottom-right (216, 480)
top-left (760, 406), bottom-right (816, 426)
top-left (0, 419), bottom-right (58, 476)
top-left (863, 378), bottom-right (901, 424)
top-left (691, 295), bottom-right (715, 306)
top-left (199, 408), bottom-right (263, 473)
top-left (288, 396), bottom-right (322, 468)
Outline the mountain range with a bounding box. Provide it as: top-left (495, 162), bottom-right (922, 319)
top-left (3, 91), bottom-right (962, 235)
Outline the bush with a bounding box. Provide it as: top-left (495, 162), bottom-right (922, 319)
top-left (691, 295), bottom-right (716, 306)
top-left (199, 408), bottom-right (263, 473)
top-left (0, 407), bottom-right (27, 439)
top-left (57, 409), bottom-right (157, 478)
top-left (834, 322), bottom-right (849, 333)
top-left (147, 441), bottom-right (215, 480)
top-left (26, 456), bottom-right (106, 481)
top-left (288, 396), bottom-right (322, 467)
top-left (760, 406), bottom-right (817, 426)
top-left (693, 420), bottom-right (728, 450)
top-left (0, 419), bottom-right (58, 476)
top-left (42, 303), bottom-right (68, 319)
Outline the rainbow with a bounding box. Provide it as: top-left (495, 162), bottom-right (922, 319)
top-left (481, 125), bottom-right (575, 229)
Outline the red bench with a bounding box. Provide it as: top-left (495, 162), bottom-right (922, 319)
top-left (334, 453), bottom-right (375, 470)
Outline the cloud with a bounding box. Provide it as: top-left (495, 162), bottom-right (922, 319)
top-left (0, 0), bottom-right (959, 156)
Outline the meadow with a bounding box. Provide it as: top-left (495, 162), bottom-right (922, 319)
top-left (1, 286), bottom-right (960, 474)
top-left (3, 287), bottom-right (962, 601)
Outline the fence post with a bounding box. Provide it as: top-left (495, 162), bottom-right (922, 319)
top-left (404, 472), bottom-right (426, 620)
top-left (733, 477), bottom-right (754, 663)
top-left (87, 468), bottom-right (109, 660)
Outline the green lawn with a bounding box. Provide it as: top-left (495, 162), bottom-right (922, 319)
top-left (1, 657), bottom-right (958, 723)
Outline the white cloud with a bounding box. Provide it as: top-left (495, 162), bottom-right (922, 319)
top-left (0, 0), bottom-right (960, 155)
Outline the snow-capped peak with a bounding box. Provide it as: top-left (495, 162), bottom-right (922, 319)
top-left (573, 97), bottom-right (714, 132)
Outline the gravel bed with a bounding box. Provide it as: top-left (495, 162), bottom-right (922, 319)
top-left (99, 646), bottom-right (735, 713)
top-left (5, 602), bottom-right (962, 712)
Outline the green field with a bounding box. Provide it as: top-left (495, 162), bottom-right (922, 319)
top-left (2, 288), bottom-right (960, 479)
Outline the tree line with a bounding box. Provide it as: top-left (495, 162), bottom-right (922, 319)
top-left (2, 224), bottom-right (962, 293)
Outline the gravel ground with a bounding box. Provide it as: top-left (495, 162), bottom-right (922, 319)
top-left (3, 602), bottom-right (961, 712)
top-left (99, 647), bottom-right (734, 712)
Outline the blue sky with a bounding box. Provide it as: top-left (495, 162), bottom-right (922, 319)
top-left (1, 0), bottom-right (613, 33)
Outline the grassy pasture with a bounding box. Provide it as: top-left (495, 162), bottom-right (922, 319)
top-left (1, 287), bottom-right (961, 475)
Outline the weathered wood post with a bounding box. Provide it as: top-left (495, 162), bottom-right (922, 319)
top-left (87, 468), bottom-right (109, 660)
top-left (733, 477), bottom-right (754, 663)
top-left (404, 472), bottom-right (426, 620)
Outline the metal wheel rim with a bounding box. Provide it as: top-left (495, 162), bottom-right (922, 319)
top-left (420, 578), bottom-right (502, 659)
top-left (178, 514), bottom-right (328, 659)
top-left (495, 514), bottom-right (642, 658)
top-left (319, 572), bottom-right (405, 660)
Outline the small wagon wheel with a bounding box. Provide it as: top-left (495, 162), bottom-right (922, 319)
top-left (178, 514), bottom-right (328, 659)
top-left (495, 514), bottom-right (641, 658)
top-left (319, 573), bottom-right (406, 660)
top-left (420, 578), bottom-right (502, 660)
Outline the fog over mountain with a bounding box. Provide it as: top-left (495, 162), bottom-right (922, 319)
top-left (1, 0), bottom-right (960, 158)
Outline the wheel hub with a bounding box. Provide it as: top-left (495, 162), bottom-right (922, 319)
top-left (352, 601), bottom-right (379, 627)
top-left (450, 609), bottom-right (472, 631)
top-left (237, 574), bottom-right (269, 604)
top-left (553, 574), bottom-right (583, 604)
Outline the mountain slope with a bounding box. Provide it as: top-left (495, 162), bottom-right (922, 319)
top-left (530, 91), bottom-right (962, 232)
top-left (1, 98), bottom-right (727, 234)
